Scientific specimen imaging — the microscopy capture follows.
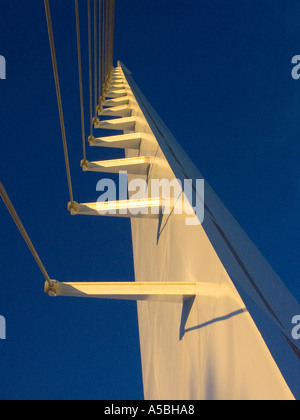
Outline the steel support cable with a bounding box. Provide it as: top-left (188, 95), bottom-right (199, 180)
top-left (112, 0), bottom-right (116, 71)
top-left (75, 0), bottom-right (87, 162)
top-left (106, 0), bottom-right (111, 82)
top-left (98, 0), bottom-right (102, 107)
top-left (88, 0), bottom-right (93, 136)
top-left (108, 0), bottom-right (112, 74)
top-left (108, 0), bottom-right (115, 74)
top-left (93, 0), bottom-right (98, 119)
top-left (112, 0), bottom-right (116, 72)
top-left (105, 0), bottom-right (109, 81)
top-left (0, 182), bottom-right (52, 287)
top-left (108, 0), bottom-right (113, 74)
top-left (44, 0), bottom-right (74, 204)
top-left (111, 0), bottom-right (116, 71)
top-left (106, 0), bottom-right (114, 76)
top-left (101, 0), bottom-right (106, 94)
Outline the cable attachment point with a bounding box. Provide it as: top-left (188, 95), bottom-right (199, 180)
top-left (103, 82), bottom-right (110, 96)
top-left (44, 280), bottom-right (60, 297)
top-left (96, 103), bottom-right (103, 115)
top-left (88, 135), bottom-right (96, 146)
top-left (68, 201), bottom-right (79, 215)
top-left (80, 159), bottom-right (89, 171)
top-left (92, 116), bottom-right (100, 127)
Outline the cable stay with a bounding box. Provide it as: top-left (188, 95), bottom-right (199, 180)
top-left (93, 0), bottom-right (99, 126)
top-left (88, 0), bottom-right (93, 137)
top-left (98, 0), bottom-right (102, 112)
top-left (75, 0), bottom-right (87, 165)
top-left (44, 0), bottom-right (75, 206)
top-left (0, 182), bottom-right (55, 289)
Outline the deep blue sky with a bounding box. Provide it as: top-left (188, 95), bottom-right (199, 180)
top-left (0, 0), bottom-right (299, 400)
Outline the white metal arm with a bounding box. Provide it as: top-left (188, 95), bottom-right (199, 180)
top-left (44, 281), bottom-right (219, 302)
